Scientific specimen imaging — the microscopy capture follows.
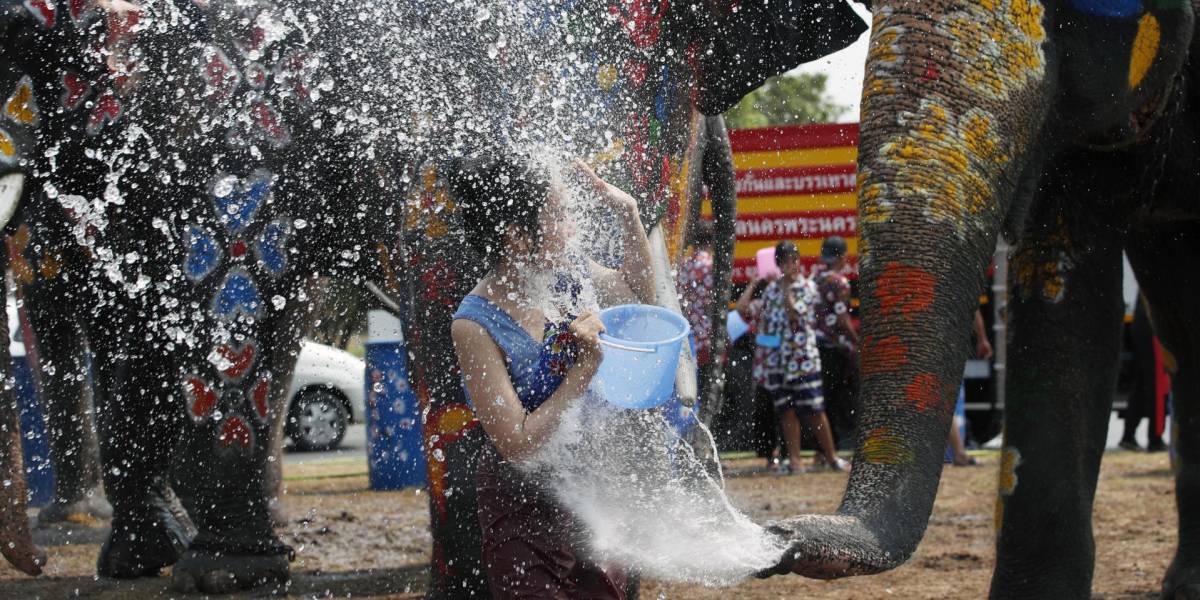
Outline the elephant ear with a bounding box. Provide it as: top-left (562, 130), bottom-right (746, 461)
top-left (695, 0), bottom-right (868, 115)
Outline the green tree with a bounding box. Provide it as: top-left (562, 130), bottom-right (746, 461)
top-left (723, 72), bottom-right (847, 129)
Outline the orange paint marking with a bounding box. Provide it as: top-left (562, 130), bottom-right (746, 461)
top-left (875, 262), bottom-right (936, 319)
top-left (904, 373), bottom-right (943, 412)
top-left (860, 335), bottom-right (909, 376)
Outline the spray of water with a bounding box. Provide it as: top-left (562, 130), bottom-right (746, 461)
top-left (521, 398), bottom-right (786, 586)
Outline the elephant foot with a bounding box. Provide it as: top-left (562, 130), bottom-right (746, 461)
top-left (97, 482), bottom-right (195, 578)
top-left (170, 549), bottom-right (291, 594)
top-left (97, 514), bottom-right (192, 578)
top-left (1164, 555), bottom-right (1200, 599)
top-left (37, 488), bottom-right (113, 527)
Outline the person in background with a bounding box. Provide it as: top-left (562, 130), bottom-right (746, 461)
top-left (678, 221), bottom-right (716, 404)
top-left (736, 241), bottom-right (849, 474)
top-left (947, 308), bottom-right (992, 466)
top-left (813, 236), bottom-right (860, 449)
top-left (1120, 296), bottom-right (1168, 452)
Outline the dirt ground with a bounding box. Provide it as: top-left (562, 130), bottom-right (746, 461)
top-left (0, 451), bottom-right (1177, 599)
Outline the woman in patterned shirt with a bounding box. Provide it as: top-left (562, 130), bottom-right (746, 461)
top-left (736, 241), bottom-right (849, 474)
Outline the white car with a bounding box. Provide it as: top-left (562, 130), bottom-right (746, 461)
top-left (284, 340), bottom-right (365, 451)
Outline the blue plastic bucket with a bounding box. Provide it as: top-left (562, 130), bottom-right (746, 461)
top-left (591, 304), bottom-right (690, 409)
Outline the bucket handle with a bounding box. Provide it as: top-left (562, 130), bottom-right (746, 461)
top-left (598, 337), bottom-right (656, 354)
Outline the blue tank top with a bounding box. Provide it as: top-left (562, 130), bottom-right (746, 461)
top-left (453, 294), bottom-right (577, 413)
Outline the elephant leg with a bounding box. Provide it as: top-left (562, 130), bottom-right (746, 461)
top-left (1126, 221), bottom-right (1200, 599)
top-left (169, 298), bottom-right (308, 594)
top-left (991, 209), bottom-right (1125, 598)
top-left (23, 295), bottom-right (111, 525)
top-left (91, 338), bottom-right (194, 578)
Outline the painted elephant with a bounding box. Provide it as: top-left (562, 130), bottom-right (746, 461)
top-left (760, 0), bottom-right (1200, 598)
top-left (0, 0), bottom-right (867, 594)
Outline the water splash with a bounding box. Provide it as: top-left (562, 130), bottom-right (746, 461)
top-left (521, 398), bottom-right (786, 586)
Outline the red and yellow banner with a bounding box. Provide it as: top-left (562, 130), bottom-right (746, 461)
top-left (704, 123), bottom-right (860, 283)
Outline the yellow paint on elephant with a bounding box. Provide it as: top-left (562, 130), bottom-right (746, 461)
top-left (861, 18), bottom-right (903, 104)
top-left (7, 224), bottom-right (33, 285)
top-left (994, 495), bottom-right (1005, 532)
top-left (859, 2), bottom-right (1044, 236)
top-left (942, 4), bottom-right (1046, 102)
top-left (597, 64), bottom-right (618, 91)
top-left (867, 101), bottom-right (1008, 231)
top-left (593, 138), bottom-right (625, 164)
top-left (998, 446), bottom-right (1021, 495)
top-left (861, 426), bottom-right (915, 465)
top-left (1013, 217), bottom-right (1073, 304)
top-left (4, 77), bottom-right (38, 126)
top-left (1129, 13), bottom-right (1161, 90)
top-left (664, 113), bottom-right (703, 263)
top-left (39, 255), bottom-right (61, 280)
top-left (1162, 345), bottom-right (1178, 374)
top-left (0, 128), bottom-right (14, 164)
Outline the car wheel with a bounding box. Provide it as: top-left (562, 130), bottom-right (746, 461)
top-left (288, 389), bottom-right (348, 452)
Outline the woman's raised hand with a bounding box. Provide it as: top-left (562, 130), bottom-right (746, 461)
top-left (573, 159), bottom-right (638, 215)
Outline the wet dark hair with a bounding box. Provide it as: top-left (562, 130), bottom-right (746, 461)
top-left (775, 240), bottom-right (800, 264)
top-left (449, 154), bottom-right (551, 265)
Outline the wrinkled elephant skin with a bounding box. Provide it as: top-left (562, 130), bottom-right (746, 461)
top-left (0, 0), bottom-right (866, 592)
top-left (765, 1), bottom-right (1200, 599)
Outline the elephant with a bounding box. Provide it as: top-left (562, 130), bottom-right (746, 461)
top-left (0, 0), bottom-right (868, 594)
top-left (757, 1), bottom-right (1200, 598)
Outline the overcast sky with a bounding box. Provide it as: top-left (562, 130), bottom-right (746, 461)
top-left (790, 1), bottom-right (872, 123)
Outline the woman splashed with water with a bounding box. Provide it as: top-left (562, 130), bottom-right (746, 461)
top-left (449, 154), bottom-right (654, 599)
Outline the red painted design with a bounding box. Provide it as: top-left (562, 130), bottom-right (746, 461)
top-left (875, 262), bottom-right (936, 319)
top-left (218, 416), bottom-right (253, 450)
top-left (275, 51), bottom-right (316, 108)
top-left (249, 98), bottom-right (290, 147)
top-left (185, 377), bottom-right (217, 420)
top-left (244, 62), bottom-right (268, 89)
top-left (904, 373), bottom-right (943, 412)
top-left (922, 59), bottom-right (940, 82)
top-left (60, 71), bottom-right (91, 111)
top-left (626, 59), bottom-right (648, 88)
top-left (24, 0), bottom-right (56, 28)
top-left (105, 6), bottom-right (139, 51)
top-left (201, 47), bottom-right (241, 103)
top-left (251, 378), bottom-right (270, 421)
top-left (608, 0), bottom-right (668, 48)
top-left (85, 93), bottom-right (121, 135)
top-left (234, 19), bottom-right (268, 57)
top-left (424, 401), bottom-right (480, 521)
top-left (416, 257), bottom-right (460, 308)
top-left (216, 342), bottom-right (256, 381)
top-left (230, 239), bottom-right (247, 257)
top-left (68, 0), bottom-right (96, 24)
top-left (860, 335), bottom-right (909, 376)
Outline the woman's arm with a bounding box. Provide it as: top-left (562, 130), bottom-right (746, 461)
top-left (736, 279), bottom-right (760, 321)
top-left (451, 312), bottom-right (605, 462)
top-left (576, 161), bottom-right (656, 305)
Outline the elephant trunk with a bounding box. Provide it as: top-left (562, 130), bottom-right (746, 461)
top-left (766, 0), bottom-right (1052, 578)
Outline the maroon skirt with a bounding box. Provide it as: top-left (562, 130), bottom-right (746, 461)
top-left (475, 444), bottom-right (627, 599)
